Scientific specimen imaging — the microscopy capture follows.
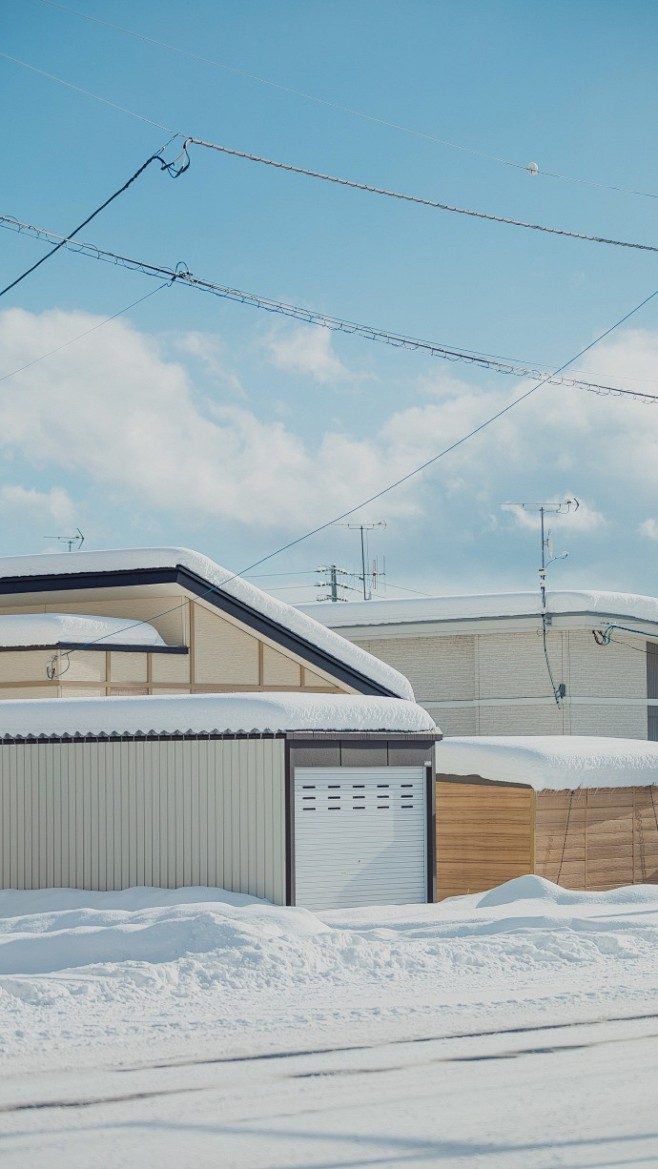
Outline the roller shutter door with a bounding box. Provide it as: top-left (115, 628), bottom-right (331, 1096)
top-left (294, 766), bottom-right (427, 910)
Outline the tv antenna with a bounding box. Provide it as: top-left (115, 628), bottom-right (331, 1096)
top-left (341, 521), bottom-right (386, 600)
top-left (512, 498), bottom-right (579, 704)
top-left (44, 528), bottom-right (85, 553)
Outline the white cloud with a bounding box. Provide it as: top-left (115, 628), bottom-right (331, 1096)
top-left (263, 325), bottom-right (360, 383)
top-left (0, 485), bottom-right (75, 527)
top-left (501, 499), bottom-right (606, 534)
top-left (639, 519), bottom-right (658, 541)
top-left (0, 308), bottom-right (657, 559)
top-left (171, 332), bottom-right (245, 397)
top-left (0, 309), bottom-right (409, 530)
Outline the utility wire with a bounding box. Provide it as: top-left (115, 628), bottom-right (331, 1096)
top-left (0, 282), bottom-right (171, 386)
top-left (3, 214), bottom-right (658, 404)
top-left (34, 0), bottom-right (658, 201)
top-left (183, 137), bottom-right (658, 256)
top-left (44, 280), bottom-right (658, 666)
top-left (0, 150), bottom-right (184, 300)
top-left (234, 279), bottom-right (658, 573)
top-left (3, 45), bottom-right (658, 252)
top-left (0, 51), bottom-right (179, 135)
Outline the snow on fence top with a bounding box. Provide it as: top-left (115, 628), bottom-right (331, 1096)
top-left (0, 612), bottom-right (165, 649)
top-left (0, 547), bottom-right (414, 701)
top-left (435, 735), bottom-right (658, 791)
top-left (0, 692), bottom-right (438, 739)
top-left (301, 589), bottom-right (658, 629)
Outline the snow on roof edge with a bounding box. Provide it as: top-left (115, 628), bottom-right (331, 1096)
top-left (0, 692), bottom-right (438, 739)
top-left (0, 547), bottom-right (415, 701)
top-left (0, 612), bottom-right (165, 649)
top-left (436, 735), bottom-right (658, 791)
top-left (301, 589), bottom-right (658, 629)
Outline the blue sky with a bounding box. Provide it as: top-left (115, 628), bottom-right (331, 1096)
top-left (2, 0), bottom-right (658, 603)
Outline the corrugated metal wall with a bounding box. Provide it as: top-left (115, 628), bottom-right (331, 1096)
top-left (0, 737), bottom-right (286, 901)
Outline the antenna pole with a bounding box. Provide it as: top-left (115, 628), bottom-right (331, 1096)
top-left (359, 527), bottom-right (367, 600)
top-left (345, 521), bottom-right (386, 600)
top-left (509, 498), bottom-right (579, 705)
top-left (539, 506), bottom-right (547, 612)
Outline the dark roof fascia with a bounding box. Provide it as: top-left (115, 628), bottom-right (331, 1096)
top-left (0, 642), bottom-right (188, 655)
top-left (176, 565), bottom-right (398, 697)
top-left (324, 608), bottom-right (658, 633)
top-left (0, 564), bottom-right (398, 697)
top-left (0, 567), bottom-right (177, 596)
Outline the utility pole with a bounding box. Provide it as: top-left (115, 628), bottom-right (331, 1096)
top-left (316, 564), bottom-right (352, 602)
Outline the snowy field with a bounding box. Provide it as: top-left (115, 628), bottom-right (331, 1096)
top-left (2, 878), bottom-right (658, 1168)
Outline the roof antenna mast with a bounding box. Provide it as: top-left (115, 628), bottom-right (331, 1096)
top-left (516, 499), bottom-right (579, 704)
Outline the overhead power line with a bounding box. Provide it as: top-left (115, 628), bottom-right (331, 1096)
top-left (34, 0), bottom-right (658, 201)
top-left (182, 138), bottom-right (658, 256)
top-left (0, 51), bottom-right (178, 134)
top-left (44, 278), bottom-right (658, 665)
top-left (4, 47), bottom-right (658, 250)
top-left (0, 150), bottom-right (185, 300)
top-left (2, 213), bottom-right (657, 404)
top-left (0, 282), bottom-right (171, 386)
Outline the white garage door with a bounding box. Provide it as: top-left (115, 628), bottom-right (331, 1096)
top-left (294, 767), bottom-right (427, 910)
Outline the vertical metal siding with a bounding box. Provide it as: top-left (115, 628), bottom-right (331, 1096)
top-left (647, 642), bottom-right (658, 741)
top-left (0, 737), bottom-right (286, 902)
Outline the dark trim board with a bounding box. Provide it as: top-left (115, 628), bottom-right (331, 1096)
top-left (426, 761), bottom-right (436, 903)
top-left (0, 643), bottom-right (188, 655)
top-left (284, 738), bottom-right (294, 907)
top-left (0, 564), bottom-right (401, 698)
top-left (177, 567), bottom-right (398, 697)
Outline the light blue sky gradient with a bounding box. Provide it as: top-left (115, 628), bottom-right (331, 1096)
top-left (2, 0), bottom-right (658, 602)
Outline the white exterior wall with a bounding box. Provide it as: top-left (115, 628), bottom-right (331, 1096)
top-left (0, 737), bottom-right (286, 901)
top-left (352, 626), bottom-right (648, 739)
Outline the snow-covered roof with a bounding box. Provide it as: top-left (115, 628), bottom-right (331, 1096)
top-left (0, 692), bottom-right (438, 739)
top-left (301, 589), bottom-right (658, 630)
top-left (0, 548), bottom-right (414, 700)
top-left (0, 612), bottom-right (165, 649)
top-left (435, 735), bottom-right (658, 791)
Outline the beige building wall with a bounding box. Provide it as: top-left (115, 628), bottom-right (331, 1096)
top-left (0, 583), bottom-right (348, 700)
top-left (350, 623), bottom-right (648, 739)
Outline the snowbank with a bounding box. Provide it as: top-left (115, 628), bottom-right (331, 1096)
top-left (301, 588), bottom-right (658, 628)
top-left (0, 612), bottom-right (165, 648)
top-left (435, 735), bottom-right (658, 790)
top-left (0, 547), bottom-right (415, 700)
top-left (0, 691), bottom-right (438, 739)
top-left (3, 877), bottom-right (658, 1064)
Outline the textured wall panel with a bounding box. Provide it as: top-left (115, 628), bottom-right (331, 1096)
top-left (262, 644), bottom-right (302, 687)
top-left (193, 605), bottom-right (260, 685)
top-left (0, 737), bottom-right (286, 901)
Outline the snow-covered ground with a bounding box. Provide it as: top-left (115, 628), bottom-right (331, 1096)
top-left (2, 878), bottom-right (658, 1168)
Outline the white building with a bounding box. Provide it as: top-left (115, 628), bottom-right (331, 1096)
top-left (300, 590), bottom-right (658, 740)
